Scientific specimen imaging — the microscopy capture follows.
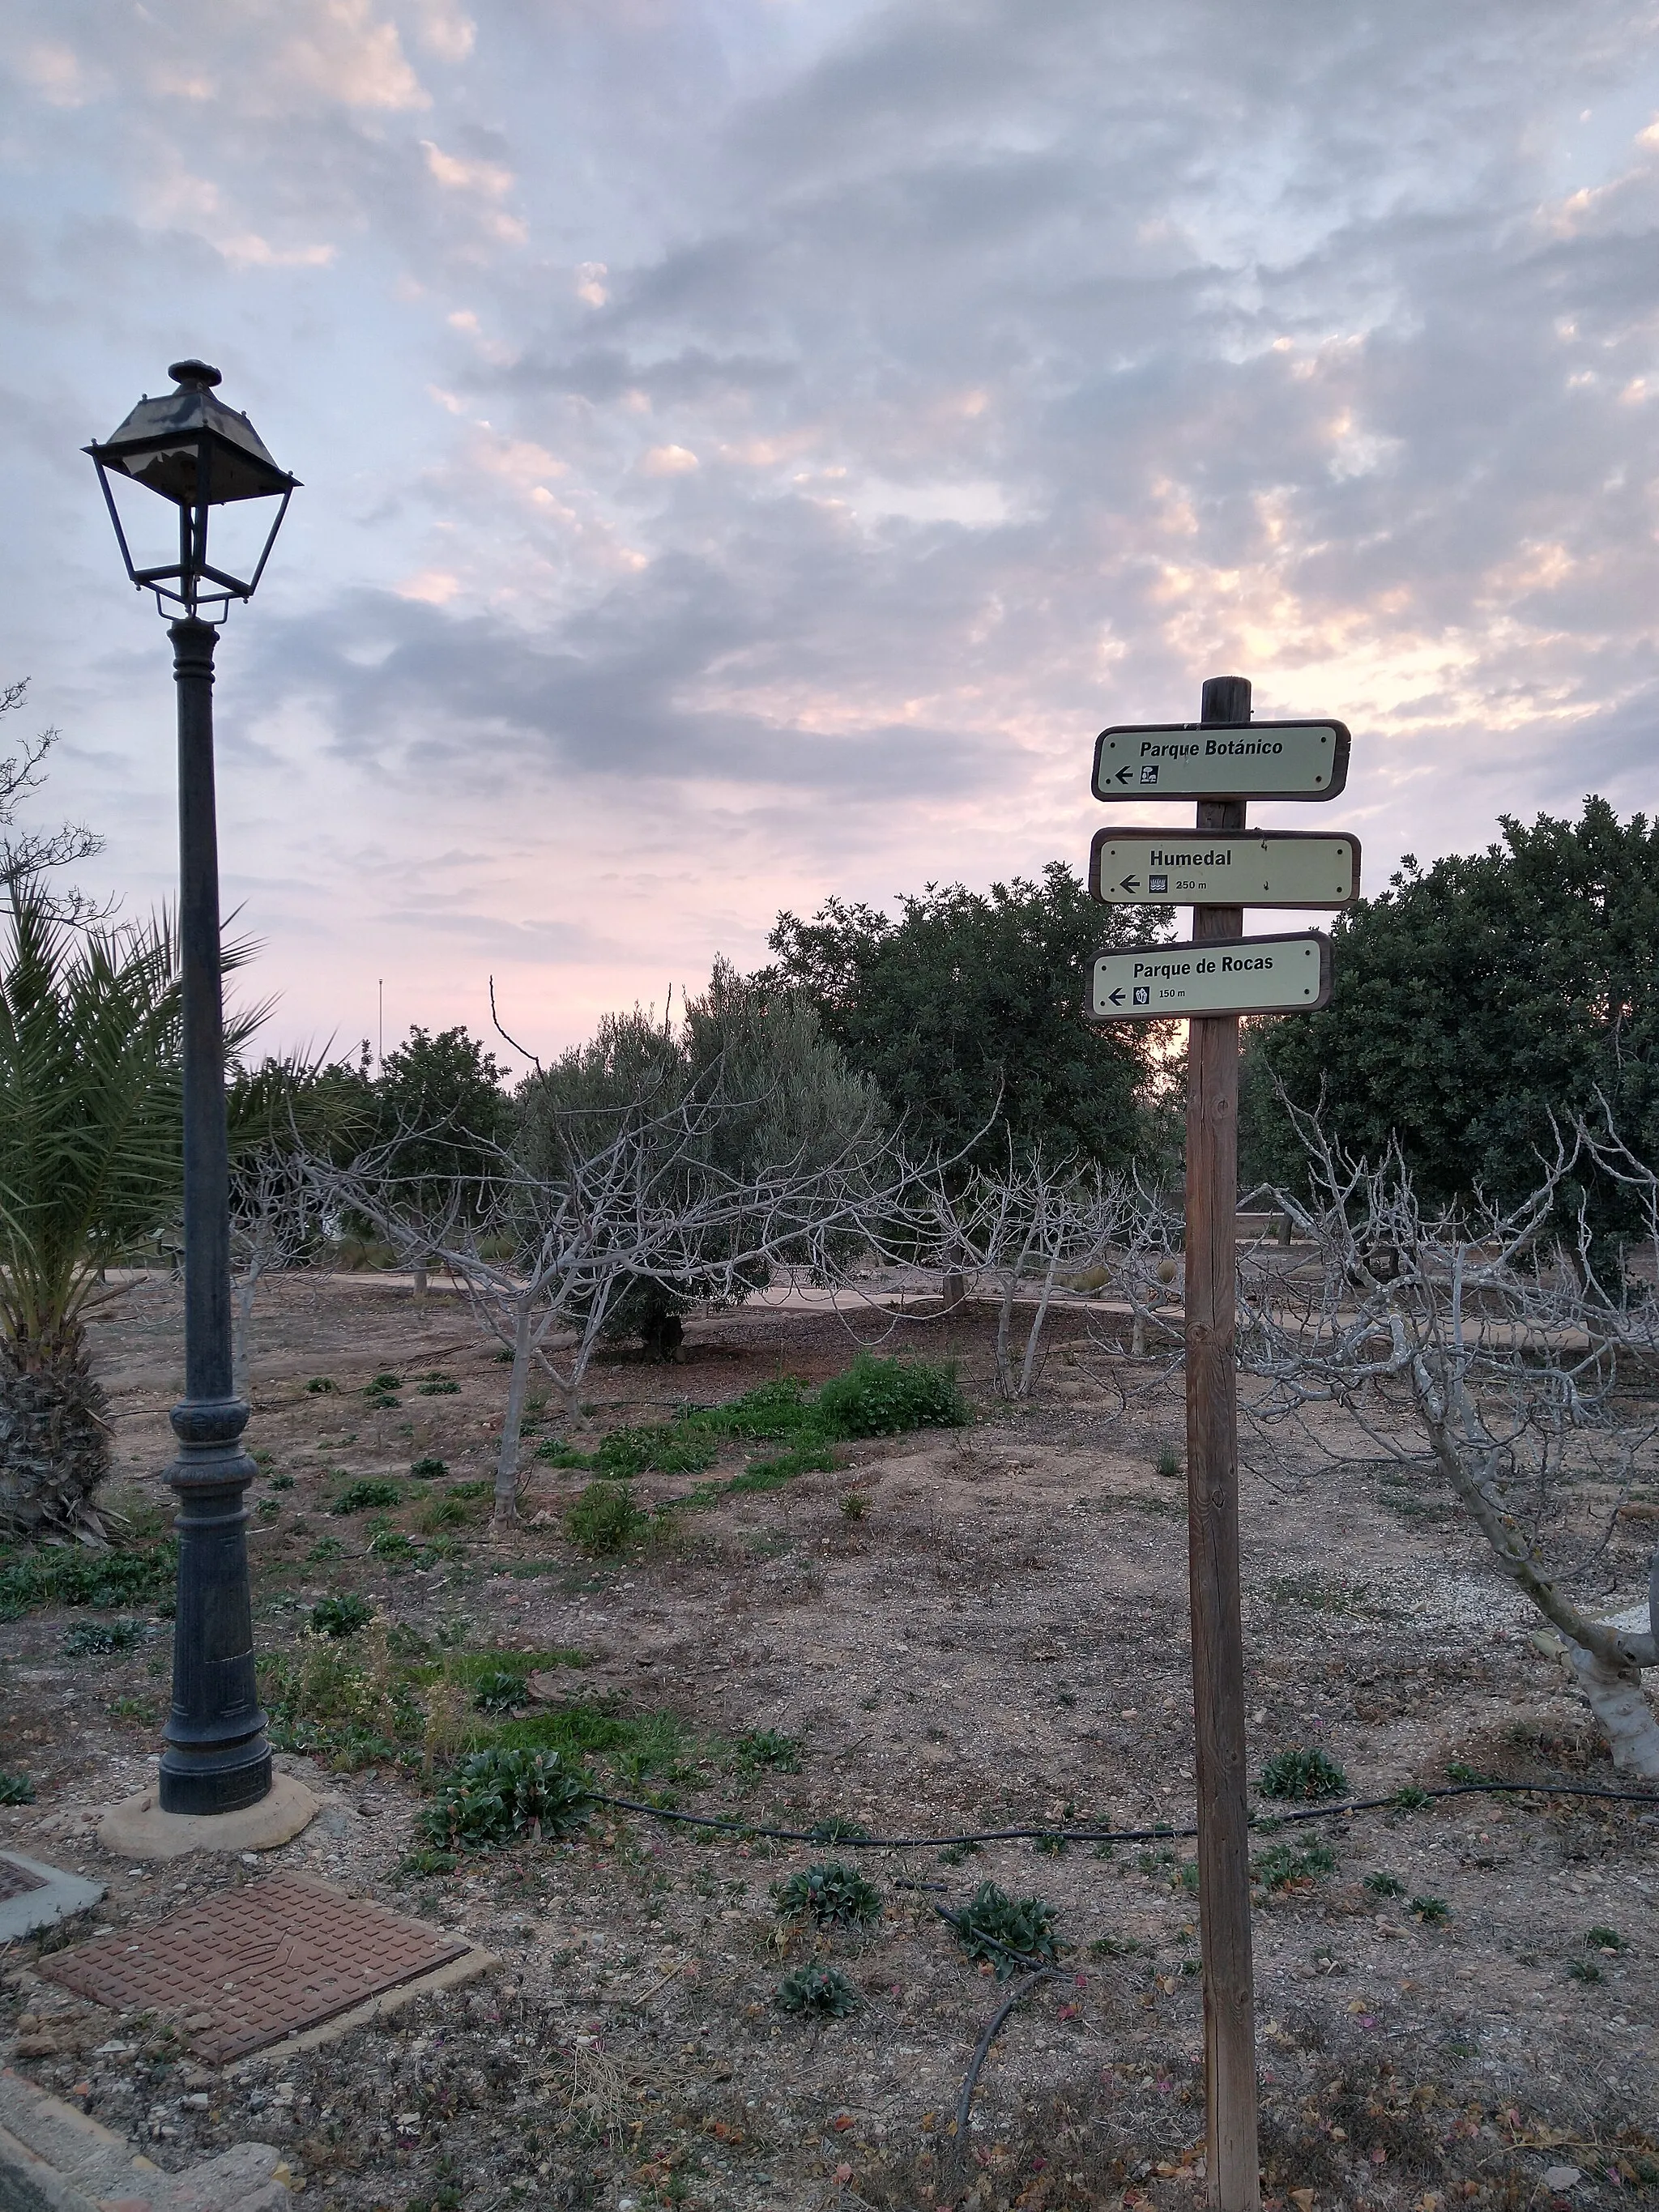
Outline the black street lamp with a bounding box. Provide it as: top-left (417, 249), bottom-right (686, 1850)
top-left (87, 361), bottom-right (299, 1816)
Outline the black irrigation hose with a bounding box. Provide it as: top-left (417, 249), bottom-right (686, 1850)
top-left (948, 1967), bottom-right (1058, 2166)
top-left (584, 1777), bottom-right (1659, 1852)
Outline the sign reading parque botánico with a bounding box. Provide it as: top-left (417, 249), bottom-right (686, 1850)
top-left (1086, 931), bottom-right (1332, 1021)
top-left (1091, 719), bottom-right (1350, 800)
top-left (1089, 828), bottom-right (1359, 910)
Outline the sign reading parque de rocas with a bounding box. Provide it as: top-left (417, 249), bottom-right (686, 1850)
top-left (1087, 932), bottom-right (1332, 1021)
top-left (1092, 719), bottom-right (1350, 800)
top-left (1089, 829), bottom-right (1359, 910)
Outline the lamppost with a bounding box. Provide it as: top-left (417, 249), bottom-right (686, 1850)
top-left (87, 361), bottom-right (298, 1817)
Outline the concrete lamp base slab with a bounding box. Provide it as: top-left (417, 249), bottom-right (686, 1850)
top-left (98, 1772), bottom-right (319, 1861)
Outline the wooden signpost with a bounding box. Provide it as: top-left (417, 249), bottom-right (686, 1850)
top-left (1085, 676), bottom-right (1356, 2212)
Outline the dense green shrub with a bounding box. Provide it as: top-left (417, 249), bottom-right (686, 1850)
top-left (816, 1352), bottom-right (968, 1437)
top-left (772, 1860), bottom-right (882, 1928)
top-left (419, 1747), bottom-right (591, 1850)
top-left (949, 1882), bottom-right (1061, 1975)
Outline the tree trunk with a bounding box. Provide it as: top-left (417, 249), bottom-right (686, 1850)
top-left (0, 1320), bottom-right (112, 1539)
top-left (413, 1258), bottom-right (429, 1309)
top-left (1565, 1646), bottom-right (1659, 1777)
top-left (493, 1298), bottom-right (533, 1525)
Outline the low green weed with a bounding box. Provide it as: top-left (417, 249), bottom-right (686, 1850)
top-left (776, 1964), bottom-right (859, 2018)
top-left (306, 1377), bottom-right (338, 1394)
top-left (399, 1848), bottom-right (458, 1878)
top-left (0, 1771), bottom-right (35, 1805)
top-left (807, 1816), bottom-right (869, 1843)
top-left (418, 1378), bottom-right (460, 1396)
top-left (1258, 1746), bottom-right (1349, 1801)
top-left (473, 1668), bottom-right (531, 1715)
top-left (772, 1860), bottom-right (882, 1928)
top-left (410, 1457), bottom-right (448, 1479)
top-left (308, 1536), bottom-right (347, 1562)
top-left (1411, 1894), bottom-right (1451, 1925)
top-left (949, 1882), bottom-right (1061, 1975)
top-left (63, 1617), bottom-right (150, 1657)
top-left (565, 1481), bottom-right (644, 1554)
top-left (1252, 1839), bottom-right (1337, 1891)
top-left (734, 1728), bottom-right (801, 1773)
top-left (1587, 1924), bottom-right (1628, 1951)
top-left (1364, 1870), bottom-right (1405, 1897)
top-left (332, 1479), bottom-right (403, 1515)
top-left (310, 1593), bottom-right (374, 1639)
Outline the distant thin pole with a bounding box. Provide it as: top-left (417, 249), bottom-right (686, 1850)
top-left (378, 978), bottom-right (383, 1067)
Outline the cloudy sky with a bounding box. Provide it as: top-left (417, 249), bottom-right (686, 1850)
top-left (4, 1), bottom-right (1659, 1066)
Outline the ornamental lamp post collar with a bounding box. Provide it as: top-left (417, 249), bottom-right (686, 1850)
top-left (85, 359), bottom-right (300, 621)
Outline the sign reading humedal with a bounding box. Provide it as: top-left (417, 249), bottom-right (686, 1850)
top-left (1089, 829), bottom-right (1358, 910)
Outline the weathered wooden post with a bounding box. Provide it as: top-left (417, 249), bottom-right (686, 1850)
top-left (1083, 679), bottom-right (1356, 2210)
top-left (1185, 672), bottom-right (1257, 2210)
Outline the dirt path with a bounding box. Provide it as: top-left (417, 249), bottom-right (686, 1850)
top-left (2, 1272), bottom-right (1656, 2210)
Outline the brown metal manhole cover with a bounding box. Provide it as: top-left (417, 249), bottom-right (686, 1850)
top-left (39, 1872), bottom-right (471, 2062)
top-left (0, 1857), bottom-right (49, 1903)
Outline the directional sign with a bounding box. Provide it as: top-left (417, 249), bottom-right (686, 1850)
top-left (1092, 719), bottom-right (1350, 801)
top-left (1085, 931), bottom-right (1332, 1021)
top-left (1089, 829), bottom-right (1359, 910)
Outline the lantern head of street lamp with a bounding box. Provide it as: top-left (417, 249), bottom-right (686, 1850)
top-left (85, 360), bottom-right (300, 621)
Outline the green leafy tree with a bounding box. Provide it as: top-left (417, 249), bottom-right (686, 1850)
top-left (369, 1025), bottom-right (514, 1289)
top-left (0, 875), bottom-right (258, 1536)
top-left (514, 961), bottom-right (882, 1352)
top-left (762, 863), bottom-right (1164, 1174)
top-left (1252, 800), bottom-right (1659, 1230)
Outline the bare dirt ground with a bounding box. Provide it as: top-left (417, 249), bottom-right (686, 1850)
top-left (3, 1272), bottom-right (1658, 2212)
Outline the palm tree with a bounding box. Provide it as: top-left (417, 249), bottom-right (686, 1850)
top-left (0, 873), bottom-right (258, 1539)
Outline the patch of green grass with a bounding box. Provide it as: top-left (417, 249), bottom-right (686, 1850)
top-left (772, 1860), bottom-right (882, 1928)
top-left (417, 1379), bottom-right (460, 1396)
top-left (0, 1543), bottom-right (177, 1621)
top-left (1258, 1746), bottom-right (1349, 1802)
top-left (307, 1536), bottom-right (347, 1562)
top-left (369, 1526), bottom-right (416, 1562)
top-left (1568, 1956), bottom-right (1603, 1984)
top-left (0, 1771), bottom-right (36, 1805)
top-left (255, 1499), bottom-right (281, 1523)
top-left (399, 1848), bottom-right (458, 1878)
top-left (1252, 1839), bottom-right (1338, 1891)
top-left (310, 1593), bottom-right (374, 1639)
top-left (331, 1479), bottom-right (403, 1515)
top-left (1154, 1443), bottom-right (1183, 1481)
top-left (949, 1882), bottom-right (1061, 1976)
top-left (447, 1480), bottom-right (494, 1498)
top-left (734, 1729), bottom-right (801, 1773)
top-left (776, 1963), bottom-right (859, 2018)
top-left (478, 1701), bottom-right (691, 1785)
top-left (596, 1424), bottom-right (720, 1479)
top-left (267, 1473), bottom-right (295, 1491)
top-left (535, 1440), bottom-right (594, 1468)
top-left (807, 1816), bottom-right (869, 1843)
top-left (371, 1372), bottom-right (402, 1391)
top-left (1086, 1935), bottom-right (1145, 1958)
top-left (418, 1494), bottom-right (472, 1530)
top-left (418, 1747), bottom-right (591, 1851)
top-left (410, 1457), bottom-right (448, 1479)
top-left (565, 1481), bottom-right (645, 1554)
top-left (63, 1617), bottom-right (150, 1657)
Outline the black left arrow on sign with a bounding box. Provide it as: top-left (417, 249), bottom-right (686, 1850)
top-left (1118, 875), bottom-right (1140, 893)
top-left (1107, 987), bottom-right (1126, 1005)
top-left (1114, 765), bottom-right (1134, 784)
